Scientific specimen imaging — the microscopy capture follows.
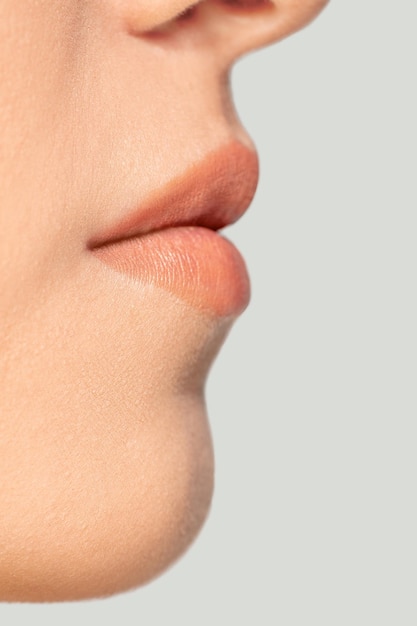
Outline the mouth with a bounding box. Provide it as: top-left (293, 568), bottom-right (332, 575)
top-left (88, 140), bottom-right (259, 317)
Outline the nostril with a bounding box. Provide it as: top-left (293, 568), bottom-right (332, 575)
top-left (147, 2), bottom-right (205, 36)
top-left (145, 0), bottom-right (273, 35)
top-left (177, 5), bottom-right (199, 20)
top-left (124, 1), bottom-right (206, 36)
top-left (222, 0), bottom-right (271, 6)
top-left (217, 0), bottom-right (273, 10)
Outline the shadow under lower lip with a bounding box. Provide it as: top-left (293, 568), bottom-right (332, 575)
top-left (91, 226), bottom-right (250, 317)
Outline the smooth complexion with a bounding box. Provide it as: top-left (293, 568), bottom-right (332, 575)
top-left (0, 0), bottom-right (328, 602)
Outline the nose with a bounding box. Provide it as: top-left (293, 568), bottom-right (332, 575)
top-left (201, 0), bottom-right (329, 64)
top-left (123, 0), bottom-right (329, 66)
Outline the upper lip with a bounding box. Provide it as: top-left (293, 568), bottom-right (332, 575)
top-left (88, 140), bottom-right (259, 249)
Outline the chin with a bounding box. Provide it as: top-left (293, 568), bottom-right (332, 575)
top-left (0, 397), bottom-right (214, 603)
top-left (0, 275), bottom-right (227, 603)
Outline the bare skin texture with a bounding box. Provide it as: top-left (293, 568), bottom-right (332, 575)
top-left (0, 0), bottom-right (328, 602)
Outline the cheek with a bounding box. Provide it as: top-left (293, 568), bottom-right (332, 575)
top-left (0, 3), bottom-right (92, 325)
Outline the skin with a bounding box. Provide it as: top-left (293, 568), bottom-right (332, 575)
top-left (0, 0), bottom-right (328, 602)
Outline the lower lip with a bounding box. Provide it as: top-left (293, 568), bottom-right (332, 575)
top-left (91, 226), bottom-right (250, 317)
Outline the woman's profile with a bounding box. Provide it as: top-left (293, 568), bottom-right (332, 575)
top-left (0, 0), bottom-right (329, 602)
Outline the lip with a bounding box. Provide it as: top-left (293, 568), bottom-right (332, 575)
top-left (89, 140), bottom-right (259, 316)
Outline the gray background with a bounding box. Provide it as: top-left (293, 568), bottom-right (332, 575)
top-left (3, 1), bottom-right (417, 623)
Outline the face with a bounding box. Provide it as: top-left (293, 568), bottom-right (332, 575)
top-left (0, 0), bottom-right (328, 602)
